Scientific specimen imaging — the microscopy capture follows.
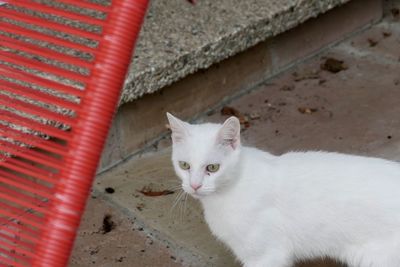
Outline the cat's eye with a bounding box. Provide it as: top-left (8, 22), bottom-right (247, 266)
top-left (206, 164), bottom-right (220, 173)
top-left (179, 161), bottom-right (190, 170)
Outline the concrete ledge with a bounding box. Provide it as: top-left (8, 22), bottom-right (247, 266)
top-left (100, 0), bottom-right (382, 172)
top-left (121, 0), bottom-right (352, 103)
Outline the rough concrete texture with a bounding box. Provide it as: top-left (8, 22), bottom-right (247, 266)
top-left (70, 194), bottom-right (183, 267)
top-left (122, 0), bottom-right (351, 104)
top-left (71, 15), bottom-right (400, 267)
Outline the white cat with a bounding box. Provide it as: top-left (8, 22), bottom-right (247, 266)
top-left (167, 113), bottom-right (400, 267)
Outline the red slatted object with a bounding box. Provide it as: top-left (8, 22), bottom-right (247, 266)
top-left (0, 0), bottom-right (149, 266)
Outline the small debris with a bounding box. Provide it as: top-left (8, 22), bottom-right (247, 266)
top-left (116, 257), bottom-right (125, 262)
top-left (292, 70), bottom-right (320, 81)
top-left (394, 79), bottom-right (399, 86)
top-left (387, 135), bottom-right (392, 139)
top-left (319, 79), bottom-right (327, 85)
top-left (101, 214), bottom-right (115, 234)
top-left (139, 186), bottom-right (174, 197)
top-left (321, 58), bottom-right (348, 73)
top-left (220, 106), bottom-right (241, 117)
top-left (220, 106), bottom-right (250, 128)
top-left (391, 8), bottom-right (399, 17)
top-left (367, 38), bottom-right (378, 47)
top-left (105, 187), bottom-right (115, 194)
top-left (165, 124), bottom-right (171, 130)
top-left (140, 249), bottom-right (146, 253)
top-left (136, 203), bottom-right (145, 211)
top-left (171, 256), bottom-right (177, 260)
top-left (249, 111), bottom-right (260, 120)
top-left (298, 107), bottom-right (318, 114)
top-left (382, 31), bottom-right (392, 38)
top-left (89, 248), bottom-right (99, 255)
top-left (280, 85), bottom-right (295, 91)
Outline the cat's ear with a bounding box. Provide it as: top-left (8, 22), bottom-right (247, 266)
top-left (217, 116), bottom-right (241, 149)
top-left (166, 112), bottom-right (190, 143)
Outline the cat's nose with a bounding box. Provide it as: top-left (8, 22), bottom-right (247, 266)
top-left (190, 183), bottom-right (202, 191)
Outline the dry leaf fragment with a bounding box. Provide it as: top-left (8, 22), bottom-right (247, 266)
top-left (221, 106), bottom-right (241, 117)
top-left (221, 106), bottom-right (250, 128)
top-left (280, 85), bottom-right (295, 91)
top-left (139, 186), bottom-right (174, 197)
top-left (136, 203), bottom-right (145, 211)
top-left (382, 31), bottom-right (392, 38)
top-left (101, 214), bottom-right (115, 234)
top-left (391, 8), bottom-right (399, 17)
top-left (298, 107), bottom-right (318, 114)
top-left (321, 58), bottom-right (348, 73)
top-left (292, 70), bottom-right (320, 81)
top-left (367, 38), bottom-right (378, 47)
top-left (249, 111), bottom-right (260, 120)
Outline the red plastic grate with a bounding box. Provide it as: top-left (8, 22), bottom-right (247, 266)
top-left (0, 0), bottom-right (149, 266)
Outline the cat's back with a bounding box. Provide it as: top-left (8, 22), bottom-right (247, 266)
top-left (273, 151), bottom-right (400, 213)
top-left (278, 151), bottom-right (400, 178)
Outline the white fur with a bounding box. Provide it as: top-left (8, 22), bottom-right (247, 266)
top-left (167, 113), bottom-right (400, 267)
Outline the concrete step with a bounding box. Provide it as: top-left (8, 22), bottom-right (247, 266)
top-left (122, 0), bottom-right (355, 103)
top-left (99, 0), bottom-right (382, 173)
top-left (71, 9), bottom-right (400, 266)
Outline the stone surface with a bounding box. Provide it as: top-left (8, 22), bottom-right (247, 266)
top-left (121, 0), bottom-right (352, 104)
top-left (70, 194), bottom-right (183, 267)
top-left (77, 15), bottom-right (400, 267)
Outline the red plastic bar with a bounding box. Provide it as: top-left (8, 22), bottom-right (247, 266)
top-left (0, 35), bottom-right (94, 68)
top-left (0, 171), bottom-right (53, 198)
top-left (0, 141), bottom-right (62, 169)
top-left (0, 0), bottom-right (150, 266)
top-left (0, 110), bottom-right (71, 140)
top-left (0, 8), bottom-right (103, 41)
top-left (0, 94), bottom-right (76, 126)
top-left (0, 79), bottom-right (81, 111)
top-left (8, 0), bottom-right (107, 27)
top-left (0, 127), bottom-right (67, 156)
top-left (55, 0), bottom-right (112, 13)
top-left (0, 188), bottom-right (48, 214)
top-left (0, 203), bottom-right (45, 229)
top-left (0, 226), bottom-right (38, 245)
top-left (0, 52), bottom-right (90, 85)
top-left (0, 65), bottom-right (85, 98)
top-left (1, 158), bottom-right (57, 184)
top-left (0, 21), bottom-right (97, 54)
top-left (0, 232), bottom-right (35, 253)
top-left (0, 248), bottom-right (28, 267)
top-left (0, 218), bottom-right (40, 240)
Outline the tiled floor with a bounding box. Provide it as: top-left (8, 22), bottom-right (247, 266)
top-left (70, 9), bottom-right (400, 267)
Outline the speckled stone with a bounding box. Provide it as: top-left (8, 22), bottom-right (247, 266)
top-left (121, 0), bottom-right (350, 104)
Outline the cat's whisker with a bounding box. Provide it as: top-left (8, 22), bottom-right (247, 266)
top-left (169, 189), bottom-right (185, 220)
top-left (183, 193), bottom-right (189, 217)
top-left (167, 184), bottom-right (182, 190)
top-left (179, 192), bottom-right (187, 222)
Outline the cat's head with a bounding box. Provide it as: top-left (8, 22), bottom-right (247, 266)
top-left (167, 113), bottom-right (241, 198)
